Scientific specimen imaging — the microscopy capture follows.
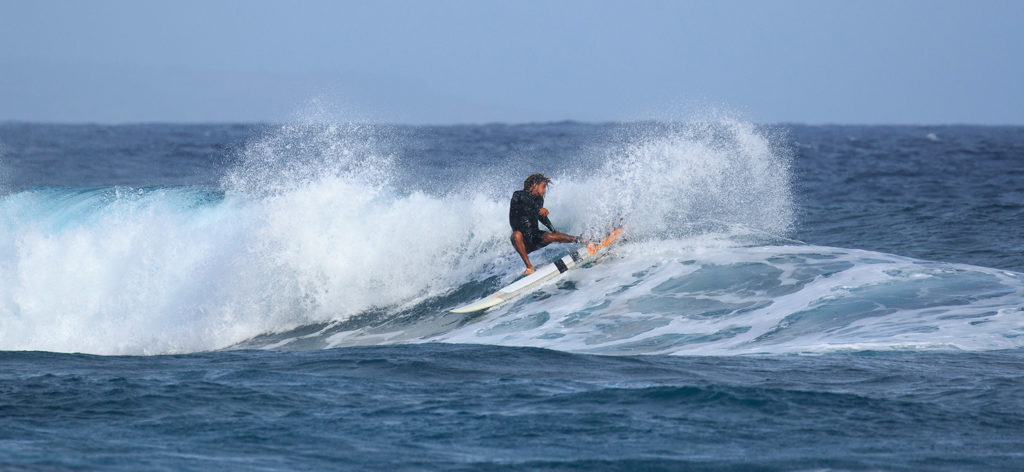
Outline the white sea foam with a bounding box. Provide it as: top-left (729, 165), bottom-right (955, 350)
top-left (0, 186), bottom-right (510, 355)
top-left (424, 241), bottom-right (1024, 354)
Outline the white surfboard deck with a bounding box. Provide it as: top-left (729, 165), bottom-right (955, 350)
top-left (450, 228), bottom-right (623, 313)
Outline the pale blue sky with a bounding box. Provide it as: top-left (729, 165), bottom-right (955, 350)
top-left (1, 0), bottom-right (1022, 124)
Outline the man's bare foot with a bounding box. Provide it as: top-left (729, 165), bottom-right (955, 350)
top-left (524, 267), bottom-right (535, 275)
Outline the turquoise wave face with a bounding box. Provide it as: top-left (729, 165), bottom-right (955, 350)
top-left (1, 186), bottom-right (226, 230)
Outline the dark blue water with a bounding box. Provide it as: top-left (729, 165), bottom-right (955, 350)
top-left (1, 121), bottom-right (1023, 470)
top-left (789, 125), bottom-right (1024, 272)
top-left (3, 345), bottom-right (1023, 471)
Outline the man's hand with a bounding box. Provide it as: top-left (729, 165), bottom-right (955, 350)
top-left (539, 208), bottom-right (549, 217)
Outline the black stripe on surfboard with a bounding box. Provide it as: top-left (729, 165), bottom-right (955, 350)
top-left (554, 259), bottom-right (569, 273)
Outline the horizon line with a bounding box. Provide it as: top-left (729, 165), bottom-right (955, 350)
top-left (2, 119), bottom-right (1022, 128)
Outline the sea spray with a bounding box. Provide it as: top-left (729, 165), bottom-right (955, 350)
top-left (553, 119), bottom-right (793, 241)
top-left (221, 121), bottom-right (395, 197)
top-left (221, 119), bottom-right (512, 325)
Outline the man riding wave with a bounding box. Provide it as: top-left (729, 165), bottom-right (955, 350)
top-left (509, 173), bottom-right (579, 275)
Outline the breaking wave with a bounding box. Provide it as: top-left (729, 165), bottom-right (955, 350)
top-left (2, 118), bottom-right (1021, 355)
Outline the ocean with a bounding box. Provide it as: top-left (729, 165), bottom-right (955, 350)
top-left (1, 120), bottom-right (1022, 470)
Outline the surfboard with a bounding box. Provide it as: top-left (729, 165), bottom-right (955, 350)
top-left (450, 228), bottom-right (623, 313)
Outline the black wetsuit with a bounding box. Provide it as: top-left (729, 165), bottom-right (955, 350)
top-left (509, 190), bottom-right (555, 253)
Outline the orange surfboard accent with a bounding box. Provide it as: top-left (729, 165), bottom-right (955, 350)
top-left (587, 228), bottom-right (620, 255)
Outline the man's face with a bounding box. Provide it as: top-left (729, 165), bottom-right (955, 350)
top-left (531, 181), bottom-right (547, 197)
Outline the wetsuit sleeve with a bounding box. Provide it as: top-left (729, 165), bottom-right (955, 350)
top-left (539, 214), bottom-right (555, 232)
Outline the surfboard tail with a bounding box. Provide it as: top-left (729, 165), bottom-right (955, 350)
top-left (449, 295), bottom-right (505, 313)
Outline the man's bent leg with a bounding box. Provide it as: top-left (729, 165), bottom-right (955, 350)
top-left (510, 231), bottom-right (534, 275)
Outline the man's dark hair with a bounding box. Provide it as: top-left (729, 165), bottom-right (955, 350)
top-left (523, 173), bottom-right (552, 191)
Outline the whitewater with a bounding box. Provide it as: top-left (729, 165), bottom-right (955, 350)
top-left (2, 119), bottom-right (1021, 356)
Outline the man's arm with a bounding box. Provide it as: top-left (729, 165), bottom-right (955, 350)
top-left (539, 207), bottom-right (555, 231)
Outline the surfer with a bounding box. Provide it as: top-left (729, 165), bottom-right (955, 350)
top-left (510, 173), bottom-right (579, 275)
